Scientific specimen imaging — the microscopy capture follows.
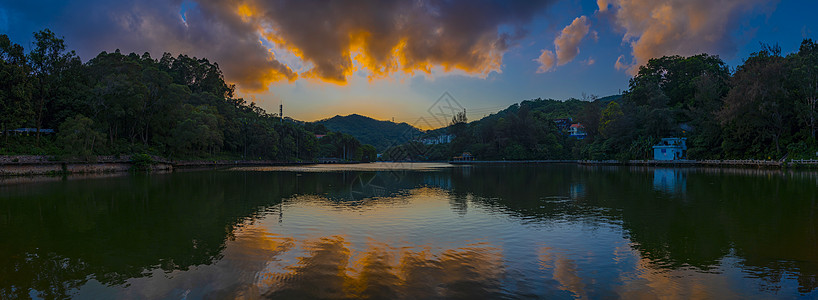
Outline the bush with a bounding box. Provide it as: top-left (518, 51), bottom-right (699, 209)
top-left (57, 114), bottom-right (104, 161)
top-left (130, 153), bottom-right (154, 171)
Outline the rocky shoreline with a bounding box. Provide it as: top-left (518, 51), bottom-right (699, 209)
top-left (0, 155), bottom-right (314, 176)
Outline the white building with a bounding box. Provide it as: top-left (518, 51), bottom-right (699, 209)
top-left (568, 124), bottom-right (586, 139)
top-left (420, 134), bottom-right (453, 145)
top-left (652, 138), bottom-right (687, 160)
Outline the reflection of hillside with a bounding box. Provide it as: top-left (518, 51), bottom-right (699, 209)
top-left (452, 165), bottom-right (818, 293)
top-left (0, 171), bottom-right (307, 299)
top-left (300, 170), bottom-right (454, 204)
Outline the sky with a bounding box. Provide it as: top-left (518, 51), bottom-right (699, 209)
top-left (2, 0), bottom-right (816, 129)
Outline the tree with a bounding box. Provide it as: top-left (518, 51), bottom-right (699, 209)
top-left (360, 144), bottom-right (377, 162)
top-left (0, 34), bottom-right (33, 144)
top-left (169, 105), bottom-right (224, 156)
top-left (58, 114), bottom-right (104, 160)
top-left (599, 101), bottom-right (625, 139)
top-left (720, 45), bottom-right (793, 157)
top-left (789, 39), bottom-right (818, 140)
top-left (627, 54), bottom-right (730, 110)
top-left (28, 29), bottom-right (80, 143)
top-left (575, 101), bottom-right (601, 139)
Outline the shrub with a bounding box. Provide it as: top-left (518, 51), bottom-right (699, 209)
top-left (130, 153), bottom-right (154, 171)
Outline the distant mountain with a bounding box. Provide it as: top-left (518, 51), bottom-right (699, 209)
top-left (315, 114), bottom-right (423, 151)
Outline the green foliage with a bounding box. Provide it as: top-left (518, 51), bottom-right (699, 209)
top-left (0, 29), bottom-right (365, 162)
top-left (360, 144), bottom-right (377, 162)
top-left (0, 34), bottom-right (33, 139)
top-left (720, 46), bottom-right (792, 158)
top-left (382, 40), bottom-right (818, 161)
top-left (316, 132), bottom-right (361, 160)
top-left (57, 114), bottom-right (104, 160)
top-left (315, 114), bottom-right (422, 151)
top-left (130, 153), bottom-right (154, 171)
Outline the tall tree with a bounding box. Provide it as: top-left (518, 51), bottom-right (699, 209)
top-left (721, 45), bottom-right (793, 157)
top-left (0, 34), bottom-right (33, 143)
top-left (789, 39), bottom-right (818, 140)
top-left (27, 29), bottom-right (80, 143)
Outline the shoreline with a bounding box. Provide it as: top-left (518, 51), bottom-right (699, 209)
top-left (0, 155), bottom-right (321, 177)
top-left (3, 155), bottom-right (818, 177)
top-left (448, 159), bottom-right (818, 168)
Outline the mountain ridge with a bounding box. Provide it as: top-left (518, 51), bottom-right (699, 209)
top-left (314, 114), bottom-right (424, 151)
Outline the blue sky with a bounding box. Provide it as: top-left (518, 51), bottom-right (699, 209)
top-left (2, 0), bottom-right (816, 128)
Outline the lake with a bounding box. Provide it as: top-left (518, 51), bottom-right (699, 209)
top-left (1, 163), bottom-right (817, 299)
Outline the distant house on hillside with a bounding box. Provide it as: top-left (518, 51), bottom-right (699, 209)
top-left (553, 118), bottom-right (572, 131)
top-left (315, 134), bottom-right (326, 139)
top-left (452, 152), bottom-right (474, 161)
top-left (568, 123), bottom-right (586, 139)
top-left (652, 138), bottom-right (687, 160)
top-left (3, 128), bottom-right (55, 135)
top-left (420, 134), bottom-right (453, 145)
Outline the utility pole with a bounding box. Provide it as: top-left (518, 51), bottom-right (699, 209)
top-left (280, 103), bottom-right (283, 123)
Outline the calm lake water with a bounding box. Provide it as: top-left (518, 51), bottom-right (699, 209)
top-left (1, 163), bottom-right (817, 299)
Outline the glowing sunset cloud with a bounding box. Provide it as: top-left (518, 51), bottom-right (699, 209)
top-left (212, 0), bottom-right (555, 87)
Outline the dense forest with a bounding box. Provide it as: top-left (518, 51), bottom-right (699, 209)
top-left (0, 30), bottom-right (376, 162)
top-left (384, 40), bottom-right (818, 161)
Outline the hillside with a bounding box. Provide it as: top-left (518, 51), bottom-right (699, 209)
top-left (422, 96), bottom-right (620, 137)
top-left (315, 114), bottom-right (423, 150)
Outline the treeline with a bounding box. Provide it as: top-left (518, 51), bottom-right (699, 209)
top-left (0, 30), bottom-right (376, 161)
top-left (385, 39), bottom-right (818, 161)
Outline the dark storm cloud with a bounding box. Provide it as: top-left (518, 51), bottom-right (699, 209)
top-left (2, 0), bottom-right (554, 90)
top-left (3, 0), bottom-right (296, 91)
top-left (232, 0), bottom-right (556, 83)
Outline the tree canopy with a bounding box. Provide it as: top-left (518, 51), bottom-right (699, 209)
top-left (0, 30), bottom-right (373, 161)
top-left (385, 40), bottom-right (818, 161)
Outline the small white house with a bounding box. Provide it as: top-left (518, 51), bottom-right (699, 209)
top-left (652, 138), bottom-right (687, 160)
top-left (568, 123), bottom-right (586, 139)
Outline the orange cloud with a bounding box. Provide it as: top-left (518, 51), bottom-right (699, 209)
top-left (536, 50), bottom-right (556, 73)
top-left (597, 0), bottom-right (610, 12)
top-left (536, 15), bottom-right (592, 72)
top-left (605, 0), bottom-right (776, 74)
top-left (555, 16), bottom-right (591, 65)
top-left (204, 0), bottom-right (555, 86)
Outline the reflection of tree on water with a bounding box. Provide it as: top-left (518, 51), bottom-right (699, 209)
top-left (450, 165), bottom-right (818, 294)
top-left (0, 171), bottom-right (309, 299)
